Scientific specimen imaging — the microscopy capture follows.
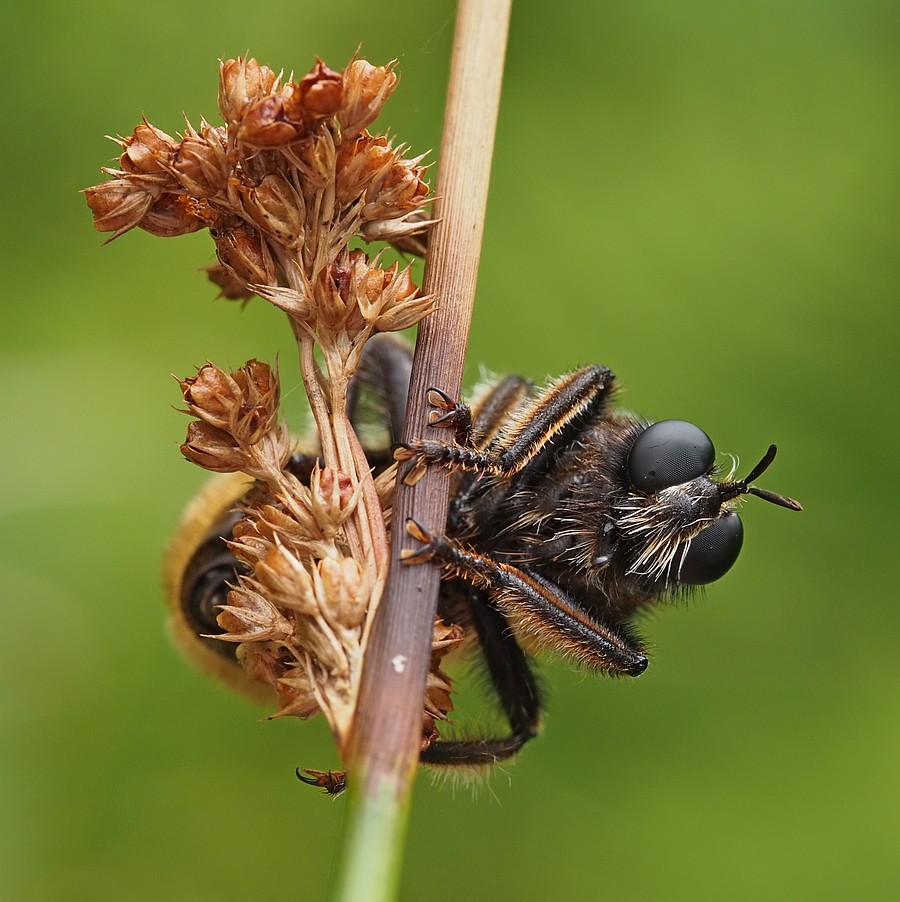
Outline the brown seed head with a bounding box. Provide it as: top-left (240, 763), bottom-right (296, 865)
top-left (315, 260), bottom-right (359, 332)
top-left (180, 359), bottom-right (280, 446)
top-left (171, 122), bottom-right (229, 198)
top-left (218, 57), bottom-right (279, 128)
top-left (212, 222), bottom-right (277, 287)
top-left (216, 586), bottom-right (294, 642)
top-left (351, 254), bottom-right (432, 333)
top-left (235, 357), bottom-right (280, 406)
top-left (338, 60), bottom-right (398, 140)
top-left (236, 502), bottom-right (319, 552)
top-left (180, 363), bottom-right (243, 431)
top-left (237, 94), bottom-right (297, 148)
top-left (319, 556), bottom-right (367, 630)
top-left (292, 59), bottom-right (344, 118)
top-left (310, 466), bottom-right (356, 536)
top-left (254, 545), bottom-right (318, 616)
top-left (84, 179), bottom-right (156, 239)
top-left (241, 173), bottom-right (306, 248)
top-left (361, 147), bottom-right (429, 222)
top-left (180, 420), bottom-right (246, 472)
top-left (423, 620), bottom-right (465, 727)
top-left (291, 129), bottom-right (336, 189)
top-left (119, 120), bottom-right (179, 175)
top-left (335, 133), bottom-right (394, 207)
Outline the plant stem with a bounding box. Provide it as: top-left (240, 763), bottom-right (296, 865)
top-left (332, 1), bottom-right (512, 899)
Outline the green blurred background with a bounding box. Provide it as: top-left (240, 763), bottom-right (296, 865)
top-left (3, 1), bottom-right (897, 899)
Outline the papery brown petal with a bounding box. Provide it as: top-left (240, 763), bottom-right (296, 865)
top-left (232, 359), bottom-right (279, 444)
top-left (293, 610), bottom-right (347, 674)
top-left (84, 180), bottom-right (156, 238)
top-left (319, 556), bottom-right (367, 630)
top-left (119, 120), bottom-right (178, 175)
top-left (248, 500), bottom-right (327, 551)
top-left (203, 263), bottom-right (256, 300)
top-left (362, 153), bottom-right (429, 222)
top-left (424, 620), bottom-right (464, 721)
top-left (218, 57), bottom-right (278, 127)
top-left (181, 421), bottom-right (245, 472)
top-left (237, 95), bottom-right (297, 148)
top-left (272, 665), bottom-right (321, 719)
top-left (290, 130), bottom-right (335, 189)
top-left (242, 173), bottom-right (306, 248)
top-left (252, 284), bottom-right (311, 319)
top-left (338, 60), bottom-right (397, 139)
top-left (212, 223), bottom-right (276, 286)
top-left (360, 214), bottom-right (433, 253)
top-left (338, 249), bottom-right (379, 319)
top-left (254, 546), bottom-right (318, 616)
top-left (237, 358), bottom-right (279, 404)
top-left (234, 404), bottom-right (274, 446)
top-left (180, 363), bottom-right (240, 429)
top-left (172, 125), bottom-right (229, 197)
top-left (139, 193), bottom-right (205, 238)
top-left (334, 133), bottom-right (392, 206)
top-left (309, 466), bottom-right (357, 535)
top-left (294, 59), bottom-right (343, 117)
top-left (329, 258), bottom-right (353, 301)
top-left (313, 264), bottom-right (353, 332)
top-left (216, 587), bottom-right (293, 642)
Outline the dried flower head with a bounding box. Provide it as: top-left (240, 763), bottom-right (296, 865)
top-left (88, 56), bottom-right (454, 776)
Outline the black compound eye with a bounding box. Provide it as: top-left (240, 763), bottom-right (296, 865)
top-left (678, 512), bottom-right (744, 585)
top-left (627, 420), bottom-right (716, 492)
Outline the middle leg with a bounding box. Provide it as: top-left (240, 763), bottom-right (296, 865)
top-left (404, 520), bottom-right (648, 677)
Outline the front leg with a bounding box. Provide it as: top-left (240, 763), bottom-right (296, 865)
top-left (404, 521), bottom-right (647, 677)
top-left (394, 365), bottom-right (614, 486)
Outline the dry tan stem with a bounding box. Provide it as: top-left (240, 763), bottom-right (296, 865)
top-left (345, 0), bottom-right (513, 795)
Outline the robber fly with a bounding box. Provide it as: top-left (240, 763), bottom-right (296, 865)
top-left (166, 335), bottom-right (800, 776)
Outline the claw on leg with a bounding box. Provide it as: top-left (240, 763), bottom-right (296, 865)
top-left (392, 442), bottom-right (429, 486)
top-left (401, 518), bottom-right (438, 564)
top-left (426, 386), bottom-right (457, 413)
top-left (296, 768), bottom-right (347, 795)
top-left (426, 387), bottom-right (473, 442)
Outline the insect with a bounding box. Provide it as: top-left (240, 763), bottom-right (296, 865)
top-left (166, 336), bottom-right (801, 777)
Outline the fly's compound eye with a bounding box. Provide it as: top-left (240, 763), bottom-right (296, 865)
top-left (627, 419), bottom-right (716, 492)
top-left (678, 511), bottom-right (744, 585)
